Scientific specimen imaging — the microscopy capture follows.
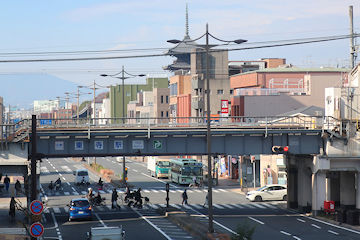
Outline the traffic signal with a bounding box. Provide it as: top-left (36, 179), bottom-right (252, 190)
top-left (272, 146), bottom-right (289, 154)
top-left (124, 167), bottom-right (128, 181)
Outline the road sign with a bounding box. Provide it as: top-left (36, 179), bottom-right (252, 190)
top-left (30, 200), bottom-right (43, 215)
top-left (154, 140), bottom-right (162, 149)
top-left (30, 222), bottom-right (44, 238)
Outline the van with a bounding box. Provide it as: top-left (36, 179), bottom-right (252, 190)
top-left (73, 169), bottom-right (90, 185)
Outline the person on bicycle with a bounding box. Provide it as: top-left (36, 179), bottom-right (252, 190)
top-left (134, 188), bottom-right (142, 206)
top-left (55, 178), bottom-right (62, 190)
top-left (98, 178), bottom-right (103, 188)
top-left (48, 181), bottom-right (54, 192)
top-left (94, 192), bottom-right (102, 205)
top-left (87, 188), bottom-right (94, 201)
top-left (9, 197), bottom-right (16, 218)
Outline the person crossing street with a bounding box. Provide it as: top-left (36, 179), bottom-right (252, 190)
top-left (111, 188), bottom-right (120, 210)
top-left (182, 189), bottom-right (188, 205)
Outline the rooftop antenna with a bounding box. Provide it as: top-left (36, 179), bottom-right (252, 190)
top-left (185, 3), bottom-right (189, 38)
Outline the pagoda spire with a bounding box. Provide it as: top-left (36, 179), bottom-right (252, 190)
top-left (185, 3), bottom-right (189, 38)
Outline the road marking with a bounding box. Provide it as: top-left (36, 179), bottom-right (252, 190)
top-left (99, 190), bottom-right (105, 194)
top-left (64, 208), bottom-right (69, 213)
top-left (59, 173), bottom-right (62, 177)
top-left (218, 189), bottom-right (227, 192)
top-left (248, 217), bottom-right (265, 225)
top-left (262, 203), bottom-right (276, 209)
top-left (152, 190), bottom-right (159, 193)
top-left (231, 204), bottom-right (244, 209)
top-left (51, 211), bottom-right (63, 240)
top-left (150, 204), bottom-right (159, 209)
top-left (182, 204), bottom-right (192, 210)
top-left (62, 177), bottom-right (66, 181)
top-left (293, 236), bottom-right (302, 240)
top-left (213, 190), bottom-right (220, 193)
top-left (328, 230), bottom-right (339, 235)
top-left (304, 215), bottom-right (360, 235)
top-left (170, 190), bottom-right (177, 193)
top-left (55, 169), bottom-right (59, 173)
top-left (159, 190), bottom-right (166, 193)
top-left (95, 213), bottom-right (107, 227)
top-left (66, 182), bottom-right (71, 186)
top-left (191, 204), bottom-right (203, 209)
top-left (213, 204), bottom-right (225, 209)
top-left (297, 218), bottom-right (306, 223)
top-left (280, 231), bottom-right (291, 236)
top-left (251, 203), bottom-right (266, 209)
top-left (159, 204), bottom-right (166, 208)
top-left (144, 190), bottom-right (150, 193)
top-left (223, 204), bottom-right (235, 209)
top-left (73, 192), bottom-right (79, 195)
top-left (140, 173), bottom-right (178, 188)
top-left (133, 169), bottom-right (138, 172)
top-left (132, 208), bottom-right (172, 240)
top-left (194, 189), bottom-right (202, 193)
top-left (64, 192), bottom-right (70, 195)
top-left (53, 207), bottom-right (61, 213)
top-left (311, 224), bottom-right (321, 229)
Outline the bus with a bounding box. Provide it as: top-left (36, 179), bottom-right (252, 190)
top-left (170, 158), bottom-right (203, 185)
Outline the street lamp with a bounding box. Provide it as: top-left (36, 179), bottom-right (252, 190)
top-left (167, 23), bottom-right (247, 233)
top-left (101, 66), bottom-right (145, 185)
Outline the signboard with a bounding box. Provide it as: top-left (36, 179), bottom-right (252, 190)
top-left (221, 100), bottom-right (229, 114)
top-left (114, 140), bottom-right (123, 150)
top-left (30, 222), bottom-right (44, 238)
top-left (40, 119), bottom-right (52, 125)
top-left (153, 140), bottom-right (162, 149)
top-left (132, 140), bottom-right (144, 149)
top-left (55, 141), bottom-right (64, 151)
top-left (94, 141), bottom-right (104, 150)
top-left (75, 141), bottom-right (84, 151)
top-left (30, 200), bottom-right (44, 215)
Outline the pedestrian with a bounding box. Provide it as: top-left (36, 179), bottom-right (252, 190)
top-left (9, 197), bottom-right (16, 219)
top-left (3, 175), bottom-right (10, 192)
top-left (182, 189), bottom-right (188, 205)
top-left (15, 180), bottom-right (21, 196)
top-left (111, 188), bottom-right (119, 209)
top-left (203, 193), bottom-right (208, 207)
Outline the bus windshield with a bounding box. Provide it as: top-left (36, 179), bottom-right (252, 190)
top-left (181, 166), bottom-right (202, 176)
top-left (158, 161), bottom-right (170, 167)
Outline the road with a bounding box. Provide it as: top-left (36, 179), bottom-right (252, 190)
top-left (38, 157), bottom-right (360, 240)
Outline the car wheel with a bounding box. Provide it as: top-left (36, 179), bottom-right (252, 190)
top-left (283, 195), bottom-right (287, 201)
top-left (254, 196), bottom-right (262, 202)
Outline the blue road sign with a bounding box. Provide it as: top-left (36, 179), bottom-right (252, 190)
top-left (30, 223), bottom-right (44, 237)
top-left (30, 200), bottom-right (43, 215)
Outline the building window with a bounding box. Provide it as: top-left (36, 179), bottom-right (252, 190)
top-left (217, 89), bottom-right (224, 95)
top-left (230, 89), bottom-right (233, 94)
top-left (161, 96), bottom-right (164, 104)
top-left (166, 111), bottom-right (169, 117)
top-left (161, 111), bottom-right (164, 117)
top-left (166, 96), bottom-right (169, 103)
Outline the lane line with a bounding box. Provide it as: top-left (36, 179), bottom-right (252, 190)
top-left (328, 230), bottom-right (339, 235)
top-left (94, 213), bottom-right (107, 227)
top-left (140, 173), bottom-right (177, 188)
top-left (50, 211), bottom-right (62, 240)
top-left (293, 236), bottom-right (302, 240)
top-left (311, 224), bottom-right (321, 229)
top-left (280, 231), bottom-right (291, 236)
top-left (248, 216), bottom-right (265, 225)
top-left (66, 182), bottom-right (71, 186)
top-left (297, 218), bottom-right (306, 223)
top-left (132, 208), bottom-right (172, 240)
top-left (304, 215), bottom-right (360, 235)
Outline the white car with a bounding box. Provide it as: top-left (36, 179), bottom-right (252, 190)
top-left (73, 169), bottom-right (90, 185)
top-left (246, 184), bottom-right (287, 202)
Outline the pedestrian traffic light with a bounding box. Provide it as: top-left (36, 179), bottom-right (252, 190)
top-left (124, 167), bottom-right (128, 181)
top-left (271, 146), bottom-right (289, 154)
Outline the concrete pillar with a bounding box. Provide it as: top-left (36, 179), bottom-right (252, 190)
top-left (330, 174), bottom-right (340, 206)
top-left (287, 155), bottom-right (298, 209)
top-left (340, 171), bottom-right (356, 208)
top-left (312, 171), bottom-right (326, 215)
top-left (297, 157), bottom-right (312, 212)
top-left (357, 172), bottom-right (360, 209)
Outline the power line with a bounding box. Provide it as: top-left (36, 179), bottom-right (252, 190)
top-left (0, 34), bottom-right (356, 63)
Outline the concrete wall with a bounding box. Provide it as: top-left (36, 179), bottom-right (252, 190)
top-left (153, 88), bottom-right (170, 121)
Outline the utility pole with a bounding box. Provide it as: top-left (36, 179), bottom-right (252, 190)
top-left (77, 87), bottom-right (80, 120)
top-left (349, 5), bottom-right (355, 69)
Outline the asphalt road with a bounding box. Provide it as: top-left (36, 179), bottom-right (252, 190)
top-left (38, 157), bottom-right (360, 240)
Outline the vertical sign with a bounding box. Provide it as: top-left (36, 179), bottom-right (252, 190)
top-left (75, 141), bottom-right (84, 150)
top-left (114, 140), bottom-right (123, 150)
top-left (221, 99), bottom-right (229, 119)
top-left (55, 141), bottom-right (64, 151)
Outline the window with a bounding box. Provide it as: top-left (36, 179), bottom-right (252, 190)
top-left (217, 89), bottom-right (224, 95)
top-left (230, 89), bottom-right (233, 94)
top-left (161, 111), bottom-right (164, 117)
top-left (166, 111), bottom-right (169, 117)
top-left (161, 96), bottom-right (164, 103)
top-left (166, 96), bottom-right (169, 103)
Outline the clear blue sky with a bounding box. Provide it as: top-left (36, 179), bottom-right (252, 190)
top-left (0, 0), bottom-right (359, 106)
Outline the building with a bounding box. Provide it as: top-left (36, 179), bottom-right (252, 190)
top-left (33, 100), bottom-right (59, 114)
top-left (230, 67), bottom-right (349, 117)
top-left (169, 74), bottom-right (192, 121)
top-left (229, 58), bottom-right (286, 76)
top-left (109, 77), bottom-right (168, 119)
top-left (98, 98), bottom-right (111, 124)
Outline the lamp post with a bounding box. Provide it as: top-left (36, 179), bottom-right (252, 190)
top-left (101, 66), bottom-right (145, 185)
top-left (167, 24), bottom-right (247, 233)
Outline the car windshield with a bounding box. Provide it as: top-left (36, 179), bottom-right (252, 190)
top-left (77, 171), bottom-right (88, 176)
top-left (158, 161), bottom-right (170, 167)
top-left (256, 186), bottom-right (268, 191)
top-left (72, 200), bottom-right (89, 207)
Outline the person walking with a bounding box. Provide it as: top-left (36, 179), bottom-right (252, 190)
top-left (4, 175), bottom-right (10, 192)
top-left (9, 197), bottom-right (16, 220)
top-left (182, 189), bottom-right (188, 205)
top-left (203, 193), bottom-right (208, 207)
top-left (15, 180), bottom-right (21, 196)
top-left (111, 189), bottom-right (119, 209)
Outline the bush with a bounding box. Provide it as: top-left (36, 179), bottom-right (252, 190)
top-left (231, 221), bottom-right (256, 240)
top-left (90, 163), bottom-right (105, 173)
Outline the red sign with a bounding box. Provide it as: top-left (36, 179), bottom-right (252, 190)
top-left (30, 222), bottom-right (44, 237)
top-left (221, 100), bottom-right (228, 114)
top-left (30, 200), bottom-right (44, 215)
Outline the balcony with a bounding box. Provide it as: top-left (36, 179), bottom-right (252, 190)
top-left (192, 74), bottom-right (204, 89)
top-left (192, 96), bottom-right (204, 109)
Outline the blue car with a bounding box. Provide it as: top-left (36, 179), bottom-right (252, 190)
top-left (68, 198), bottom-right (92, 221)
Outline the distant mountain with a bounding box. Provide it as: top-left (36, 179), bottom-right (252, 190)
top-left (0, 74), bottom-right (77, 108)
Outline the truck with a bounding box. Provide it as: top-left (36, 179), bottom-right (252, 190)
top-left (87, 226), bottom-right (125, 240)
top-left (147, 156), bottom-right (171, 178)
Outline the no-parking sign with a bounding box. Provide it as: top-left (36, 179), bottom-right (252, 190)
top-left (30, 200), bottom-right (44, 215)
top-left (30, 222), bottom-right (44, 238)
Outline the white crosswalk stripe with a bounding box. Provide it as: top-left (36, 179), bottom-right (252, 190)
top-left (117, 190), bottom-right (124, 194)
top-left (191, 204), bottom-right (203, 209)
top-left (222, 204), bottom-right (235, 209)
top-left (251, 203), bottom-right (267, 209)
top-left (73, 192), bottom-right (79, 195)
top-left (43, 208), bottom-right (49, 213)
top-left (53, 207), bottom-right (61, 213)
top-left (213, 190), bottom-right (220, 193)
top-left (106, 189), bottom-right (113, 194)
top-left (99, 190), bottom-right (106, 194)
top-left (262, 203), bottom-right (277, 209)
top-left (231, 204), bottom-right (244, 209)
top-left (144, 190), bottom-right (150, 193)
top-left (170, 204), bottom-right (181, 209)
top-left (182, 204), bottom-right (192, 210)
top-left (170, 190), bottom-right (177, 193)
top-left (81, 191), bottom-right (87, 195)
top-left (150, 204), bottom-right (159, 209)
top-left (218, 189), bottom-right (227, 192)
top-left (152, 190), bottom-right (159, 193)
top-left (64, 192), bottom-right (70, 195)
top-left (64, 208), bottom-right (69, 213)
top-left (213, 204), bottom-right (225, 209)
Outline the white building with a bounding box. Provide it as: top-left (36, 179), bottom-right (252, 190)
top-left (33, 100), bottom-right (59, 113)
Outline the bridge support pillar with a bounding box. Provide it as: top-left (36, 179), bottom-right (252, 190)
top-left (356, 172), bottom-right (360, 209)
top-left (297, 156), bottom-right (312, 212)
top-left (287, 155), bottom-right (298, 209)
top-left (312, 171), bottom-right (326, 216)
top-left (340, 171), bottom-right (356, 208)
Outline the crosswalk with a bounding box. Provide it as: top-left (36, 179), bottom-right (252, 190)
top-left (41, 187), bottom-right (235, 197)
top-left (46, 202), bottom-right (281, 215)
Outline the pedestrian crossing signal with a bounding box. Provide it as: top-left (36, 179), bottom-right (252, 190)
top-left (272, 146), bottom-right (289, 154)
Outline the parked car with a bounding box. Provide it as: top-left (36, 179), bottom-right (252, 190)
top-left (246, 184), bottom-right (287, 202)
top-left (74, 169), bottom-right (90, 185)
top-left (68, 198), bottom-right (92, 221)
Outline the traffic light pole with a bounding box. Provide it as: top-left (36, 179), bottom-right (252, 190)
top-left (30, 115), bottom-right (37, 240)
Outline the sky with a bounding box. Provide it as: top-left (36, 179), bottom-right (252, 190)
top-left (0, 0), bottom-right (360, 107)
